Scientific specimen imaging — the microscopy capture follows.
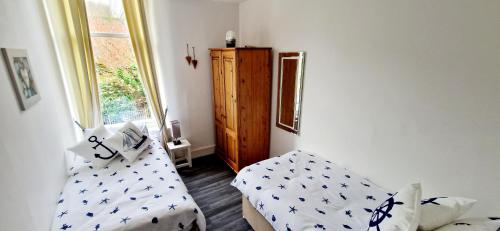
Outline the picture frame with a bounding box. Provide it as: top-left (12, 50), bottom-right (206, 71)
top-left (2, 48), bottom-right (41, 110)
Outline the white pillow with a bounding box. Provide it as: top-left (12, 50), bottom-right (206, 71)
top-left (102, 122), bottom-right (152, 162)
top-left (433, 217), bottom-right (500, 231)
top-left (367, 183), bottom-right (422, 231)
top-left (68, 125), bottom-right (119, 169)
top-left (64, 150), bottom-right (93, 175)
top-left (64, 129), bottom-right (95, 175)
top-left (418, 197), bottom-right (477, 230)
top-left (84, 121), bottom-right (149, 136)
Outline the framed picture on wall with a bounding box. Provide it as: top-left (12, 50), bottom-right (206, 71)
top-left (1, 48), bottom-right (41, 110)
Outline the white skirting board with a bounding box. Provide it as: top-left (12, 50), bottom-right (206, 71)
top-left (191, 145), bottom-right (215, 159)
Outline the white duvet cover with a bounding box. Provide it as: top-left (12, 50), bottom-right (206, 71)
top-left (51, 140), bottom-right (205, 231)
top-left (231, 150), bottom-right (390, 231)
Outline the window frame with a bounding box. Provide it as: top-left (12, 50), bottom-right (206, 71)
top-left (90, 32), bottom-right (130, 38)
top-left (85, 2), bottom-right (152, 125)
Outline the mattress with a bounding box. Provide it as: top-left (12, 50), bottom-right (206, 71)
top-left (51, 140), bottom-right (205, 231)
top-left (231, 150), bottom-right (390, 231)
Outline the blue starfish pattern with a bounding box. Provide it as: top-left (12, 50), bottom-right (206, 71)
top-left (120, 217), bottom-right (131, 224)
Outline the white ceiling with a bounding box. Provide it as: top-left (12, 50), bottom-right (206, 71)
top-left (211, 0), bottom-right (247, 3)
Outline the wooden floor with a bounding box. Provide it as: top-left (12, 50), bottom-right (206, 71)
top-left (178, 154), bottom-right (253, 231)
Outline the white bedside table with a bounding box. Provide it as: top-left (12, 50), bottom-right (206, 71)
top-left (166, 139), bottom-right (192, 168)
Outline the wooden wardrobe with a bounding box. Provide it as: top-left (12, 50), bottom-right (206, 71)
top-left (209, 48), bottom-right (272, 172)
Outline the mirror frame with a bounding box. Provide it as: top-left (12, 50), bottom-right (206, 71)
top-left (276, 51), bottom-right (305, 134)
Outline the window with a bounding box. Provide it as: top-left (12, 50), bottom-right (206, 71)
top-left (85, 0), bottom-right (151, 125)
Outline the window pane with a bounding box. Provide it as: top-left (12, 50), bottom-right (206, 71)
top-left (86, 0), bottom-right (151, 125)
top-left (86, 0), bottom-right (128, 34)
top-left (91, 37), bottom-right (150, 124)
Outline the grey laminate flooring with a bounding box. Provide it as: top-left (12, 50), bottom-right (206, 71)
top-left (178, 155), bottom-right (253, 231)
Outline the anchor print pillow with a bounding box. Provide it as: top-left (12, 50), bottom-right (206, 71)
top-left (68, 125), bottom-right (118, 169)
top-left (367, 183), bottom-right (422, 231)
top-left (103, 121), bottom-right (152, 162)
top-left (433, 217), bottom-right (500, 231)
top-left (418, 197), bottom-right (477, 230)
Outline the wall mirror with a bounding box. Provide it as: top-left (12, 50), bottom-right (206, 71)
top-left (276, 51), bottom-right (305, 134)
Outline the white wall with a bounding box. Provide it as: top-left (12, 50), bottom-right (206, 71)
top-left (147, 0), bottom-right (239, 156)
top-left (240, 0), bottom-right (500, 215)
top-left (0, 0), bottom-right (76, 230)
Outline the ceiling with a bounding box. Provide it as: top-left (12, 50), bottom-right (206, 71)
top-left (211, 0), bottom-right (247, 3)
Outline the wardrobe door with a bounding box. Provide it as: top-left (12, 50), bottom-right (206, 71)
top-left (222, 51), bottom-right (238, 169)
top-left (210, 51), bottom-right (226, 158)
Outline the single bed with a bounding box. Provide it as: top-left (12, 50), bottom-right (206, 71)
top-left (51, 139), bottom-right (205, 231)
top-left (231, 150), bottom-right (391, 231)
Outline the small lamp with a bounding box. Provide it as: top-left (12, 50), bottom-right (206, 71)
top-left (226, 30), bottom-right (236, 48)
top-left (170, 120), bottom-right (182, 145)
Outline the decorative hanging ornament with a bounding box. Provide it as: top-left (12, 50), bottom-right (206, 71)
top-left (192, 46), bottom-right (198, 69)
top-left (185, 43), bottom-right (192, 65)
